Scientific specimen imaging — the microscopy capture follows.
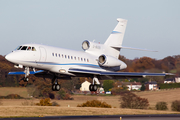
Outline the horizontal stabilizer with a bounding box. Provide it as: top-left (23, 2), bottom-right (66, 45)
top-left (111, 45), bottom-right (158, 52)
top-left (8, 70), bottom-right (44, 75)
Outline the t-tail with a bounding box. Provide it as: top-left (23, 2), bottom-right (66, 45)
top-left (82, 18), bottom-right (128, 58)
top-left (82, 18), bottom-right (155, 58)
top-left (104, 18), bottom-right (127, 58)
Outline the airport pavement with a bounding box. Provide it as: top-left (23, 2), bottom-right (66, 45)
top-left (1, 114), bottom-right (180, 120)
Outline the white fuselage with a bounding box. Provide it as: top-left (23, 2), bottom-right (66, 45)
top-left (5, 18), bottom-right (129, 76)
top-left (6, 43), bottom-right (127, 75)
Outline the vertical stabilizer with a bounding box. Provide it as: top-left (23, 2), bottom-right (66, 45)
top-left (104, 18), bottom-right (127, 58)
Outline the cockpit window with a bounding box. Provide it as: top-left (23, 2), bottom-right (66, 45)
top-left (32, 47), bottom-right (36, 51)
top-left (16, 46), bottom-right (36, 51)
top-left (21, 46), bottom-right (28, 50)
top-left (17, 46), bottom-right (22, 50)
top-left (27, 46), bottom-right (32, 51)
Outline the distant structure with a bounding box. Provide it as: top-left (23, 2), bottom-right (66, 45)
top-left (164, 78), bottom-right (175, 83)
top-left (126, 82), bottom-right (142, 91)
top-left (164, 77), bottom-right (180, 83)
top-left (145, 81), bottom-right (158, 90)
top-left (115, 81), bottom-right (142, 91)
top-left (80, 80), bottom-right (91, 92)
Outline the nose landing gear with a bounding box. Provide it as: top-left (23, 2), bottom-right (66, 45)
top-left (22, 67), bottom-right (30, 82)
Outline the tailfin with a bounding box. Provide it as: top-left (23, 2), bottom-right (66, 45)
top-left (104, 18), bottom-right (127, 58)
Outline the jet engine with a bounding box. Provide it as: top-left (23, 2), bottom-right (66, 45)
top-left (98, 54), bottom-right (127, 70)
top-left (82, 40), bottom-right (90, 50)
top-left (82, 40), bottom-right (103, 51)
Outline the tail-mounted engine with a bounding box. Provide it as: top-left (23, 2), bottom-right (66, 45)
top-left (82, 40), bottom-right (103, 52)
top-left (98, 54), bottom-right (127, 70)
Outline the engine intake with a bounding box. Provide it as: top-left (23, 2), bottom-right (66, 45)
top-left (98, 55), bottom-right (106, 65)
top-left (98, 54), bottom-right (127, 70)
top-left (82, 40), bottom-right (90, 50)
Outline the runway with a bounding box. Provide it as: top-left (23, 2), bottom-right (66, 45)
top-left (1, 114), bottom-right (180, 120)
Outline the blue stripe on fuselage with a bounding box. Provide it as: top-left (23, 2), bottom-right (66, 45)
top-left (26, 61), bottom-right (100, 69)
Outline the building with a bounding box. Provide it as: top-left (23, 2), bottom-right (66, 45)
top-left (145, 81), bottom-right (158, 90)
top-left (164, 77), bottom-right (180, 83)
top-left (175, 77), bottom-right (180, 83)
top-left (164, 78), bottom-right (175, 83)
top-left (126, 82), bottom-right (142, 91)
top-left (80, 81), bottom-right (91, 92)
top-left (115, 81), bottom-right (142, 91)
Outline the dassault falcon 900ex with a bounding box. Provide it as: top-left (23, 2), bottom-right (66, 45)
top-left (5, 18), bottom-right (171, 92)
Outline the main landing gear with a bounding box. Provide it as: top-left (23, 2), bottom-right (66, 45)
top-left (89, 77), bottom-right (100, 92)
top-left (52, 76), bottom-right (61, 91)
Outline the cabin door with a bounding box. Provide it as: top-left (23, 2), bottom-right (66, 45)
top-left (39, 47), bottom-right (47, 63)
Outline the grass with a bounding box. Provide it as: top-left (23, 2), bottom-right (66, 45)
top-left (134, 88), bottom-right (180, 110)
top-left (0, 87), bottom-right (180, 117)
top-left (0, 106), bottom-right (178, 117)
top-left (0, 87), bottom-right (28, 98)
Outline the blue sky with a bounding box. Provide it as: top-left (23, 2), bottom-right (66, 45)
top-left (0, 0), bottom-right (180, 59)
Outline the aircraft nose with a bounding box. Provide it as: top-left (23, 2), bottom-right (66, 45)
top-left (5, 53), bottom-right (15, 62)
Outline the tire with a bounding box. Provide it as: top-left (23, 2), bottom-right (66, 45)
top-left (52, 84), bottom-right (56, 91)
top-left (93, 85), bottom-right (98, 91)
top-left (56, 84), bottom-right (61, 91)
top-left (89, 84), bottom-right (93, 91)
top-left (23, 77), bottom-right (29, 82)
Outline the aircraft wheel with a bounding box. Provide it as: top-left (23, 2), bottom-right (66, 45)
top-left (89, 84), bottom-right (94, 91)
top-left (52, 84), bottom-right (56, 91)
top-left (89, 84), bottom-right (98, 92)
top-left (56, 84), bottom-right (61, 91)
top-left (93, 84), bottom-right (98, 91)
top-left (23, 77), bottom-right (29, 82)
top-left (52, 84), bottom-right (61, 91)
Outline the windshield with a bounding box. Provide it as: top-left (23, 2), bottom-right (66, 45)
top-left (16, 46), bottom-right (36, 51)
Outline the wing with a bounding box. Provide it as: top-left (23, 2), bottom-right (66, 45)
top-left (68, 68), bottom-right (173, 79)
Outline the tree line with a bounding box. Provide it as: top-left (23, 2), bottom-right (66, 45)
top-left (0, 54), bottom-right (179, 97)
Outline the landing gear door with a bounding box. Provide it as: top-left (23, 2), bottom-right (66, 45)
top-left (39, 47), bottom-right (47, 64)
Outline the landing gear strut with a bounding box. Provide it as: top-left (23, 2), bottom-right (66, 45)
top-left (23, 67), bottom-right (30, 82)
top-left (52, 76), bottom-right (61, 91)
top-left (89, 77), bottom-right (100, 92)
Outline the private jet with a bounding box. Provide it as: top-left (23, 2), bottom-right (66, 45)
top-left (5, 18), bottom-right (171, 92)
